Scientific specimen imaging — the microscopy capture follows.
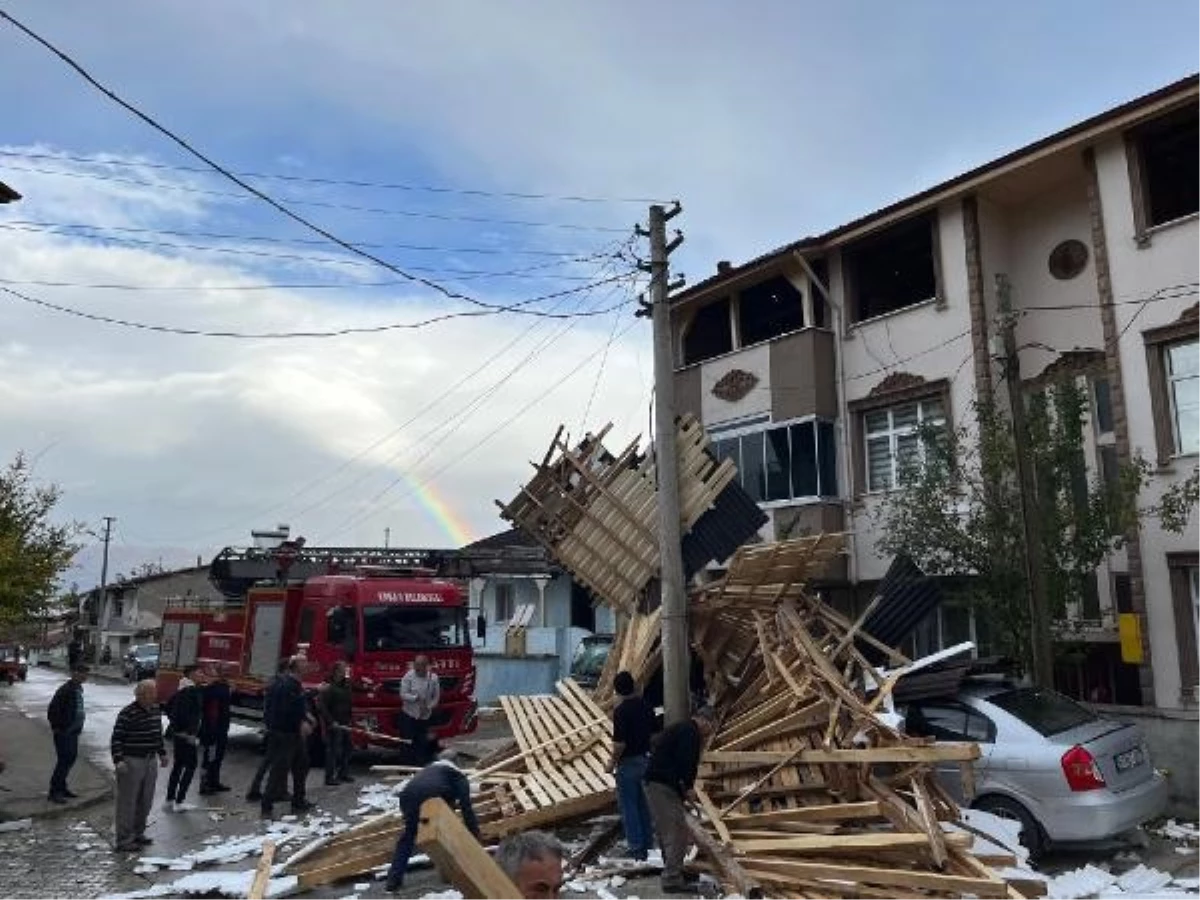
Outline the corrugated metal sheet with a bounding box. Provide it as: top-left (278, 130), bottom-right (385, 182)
top-left (859, 554), bottom-right (943, 664)
top-left (682, 481), bottom-right (768, 578)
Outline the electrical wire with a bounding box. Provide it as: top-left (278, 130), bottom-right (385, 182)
top-left (0, 272), bottom-right (638, 338)
top-left (1, 163), bottom-right (633, 233)
top-left (0, 148), bottom-right (672, 206)
top-left (0, 9), bottom-right (632, 316)
top-left (0, 218), bottom-right (599, 258)
top-left (578, 300), bottom-right (625, 434)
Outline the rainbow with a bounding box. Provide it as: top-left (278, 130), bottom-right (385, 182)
top-left (398, 471), bottom-right (475, 547)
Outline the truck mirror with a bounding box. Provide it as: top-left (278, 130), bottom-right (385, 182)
top-left (476, 614), bottom-right (486, 640)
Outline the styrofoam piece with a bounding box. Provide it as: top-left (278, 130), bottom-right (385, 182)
top-left (0, 818), bottom-right (32, 832)
top-left (1047, 864), bottom-right (1118, 899)
top-left (1116, 865), bottom-right (1174, 894)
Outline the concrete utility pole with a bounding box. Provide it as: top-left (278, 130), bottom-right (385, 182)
top-left (97, 516), bottom-right (116, 651)
top-left (641, 203), bottom-right (689, 725)
top-left (996, 276), bottom-right (1055, 689)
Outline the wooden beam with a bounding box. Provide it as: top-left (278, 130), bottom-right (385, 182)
top-left (685, 815), bottom-right (763, 899)
top-left (248, 840), bottom-right (276, 900)
top-left (704, 744), bottom-right (980, 766)
top-left (739, 858), bottom-right (1008, 897)
top-left (733, 832), bottom-right (973, 854)
top-left (416, 797), bottom-right (522, 899)
top-left (724, 801), bottom-right (883, 828)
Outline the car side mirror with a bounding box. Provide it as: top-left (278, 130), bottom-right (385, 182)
top-left (476, 615), bottom-right (486, 640)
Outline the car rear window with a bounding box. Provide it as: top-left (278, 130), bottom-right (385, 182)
top-left (987, 687), bottom-right (1096, 736)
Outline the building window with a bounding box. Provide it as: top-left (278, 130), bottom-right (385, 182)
top-left (682, 298), bottom-right (732, 365)
top-left (712, 418), bottom-right (838, 503)
top-left (737, 275), bottom-right (805, 347)
top-left (863, 397), bottom-right (946, 492)
top-left (1143, 321), bottom-right (1199, 464)
top-left (1167, 552), bottom-right (1199, 703)
top-left (844, 214), bottom-right (939, 323)
top-left (1131, 105), bottom-right (1200, 230)
top-left (494, 583), bottom-right (516, 624)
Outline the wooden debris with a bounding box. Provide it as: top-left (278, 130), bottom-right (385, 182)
top-left (416, 797), bottom-right (522, 899)
top-left (248, 840), bottom-right (275, 900)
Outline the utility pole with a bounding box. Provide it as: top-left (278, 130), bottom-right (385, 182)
top-left (639, 203), bottom-right (689, 725)
top-left (384, 527), bottom-right (391, 549)
top-left (97, 516), bottom-right (116, 657)
top-left (996, 276), bottom-right (1054, 689)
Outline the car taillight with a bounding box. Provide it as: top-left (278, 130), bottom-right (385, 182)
top-left (1061, 744), bottom-right (1106, 791)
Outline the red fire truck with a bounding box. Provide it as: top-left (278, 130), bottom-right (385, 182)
top-left (156, 545), bottom-right (479, 750)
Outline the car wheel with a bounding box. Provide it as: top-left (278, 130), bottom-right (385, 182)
top-left (973, 794), bottom-right (1046, 860)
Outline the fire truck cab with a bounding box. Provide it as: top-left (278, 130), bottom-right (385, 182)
top-left (157, 545), bottom-right (478, 749)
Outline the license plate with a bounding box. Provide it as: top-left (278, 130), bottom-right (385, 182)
top-left (1114, 746), bottom-right (1146, 772)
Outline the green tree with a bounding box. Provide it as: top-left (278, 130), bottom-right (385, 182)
top-left (873, 381), bottom-right (1196, 681)
top-left (0, 453), bottom-right (83, 624)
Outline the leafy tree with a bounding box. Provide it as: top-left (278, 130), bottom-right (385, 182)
top-left (0, 453), bottom-right (83, 624)
top-left (873, 380), bottom-right (1196, 682)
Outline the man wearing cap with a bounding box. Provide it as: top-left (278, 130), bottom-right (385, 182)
top-left (46, 663), bottom-right (89, 803)
top-left (643, 705), bottom-right (716, 894)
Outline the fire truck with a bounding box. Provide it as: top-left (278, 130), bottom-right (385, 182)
top-left (156, 544), bottom-right (479, 751)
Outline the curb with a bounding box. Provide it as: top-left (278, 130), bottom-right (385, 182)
top-left (0, 785), bottom-right (114, 823)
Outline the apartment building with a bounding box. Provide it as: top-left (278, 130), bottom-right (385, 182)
top-left (670, 76), bottom-right (1198, 718)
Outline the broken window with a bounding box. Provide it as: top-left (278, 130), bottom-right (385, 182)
top-left (1134, 105), bottom-right (1199, 227)
top-left (682, 297), bottom-right (732, 365)
top-left (738, 275), bottom-right (805, 347)
top-left (712, 418), bottom-right (839, 502)
top-left (845, 214), bottom-right (938, 323)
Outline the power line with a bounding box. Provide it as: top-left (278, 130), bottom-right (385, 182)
top-left (0, 148), bottom-right (671, 206)
top-left (0, 272), bottom-right (639, 338)
top-left (1, 163), bottom-right (633, 233)
top-left (579, 300), bottom-right (625, 433)
top-left (0, 8), bottom-right (630, 316)
top-left (1, 218), bottom-right (594, 257)
top-left (844, 329), bottom-right (973, 383)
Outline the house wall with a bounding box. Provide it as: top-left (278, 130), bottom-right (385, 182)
top-left (1094, 134), bottom-right (1200, 710)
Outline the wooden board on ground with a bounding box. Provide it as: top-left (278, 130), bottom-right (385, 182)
top-left (416, 797), bottom-right (521, 899)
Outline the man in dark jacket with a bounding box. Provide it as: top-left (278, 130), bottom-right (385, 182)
top-left (164, 666), bottom-right (204, 810)
top-left (385, 756), bottom-right (480, 892)
top-left (46, 663), bottom-right (89, 803)
top-left (644, 706), bottom-right (716, 894)
top-left (261, 656), bottom-right (314, 818)
top-left (199, 666), bottom-right (233, 794)
top-left (608, 670), bottom-right (658, 861)
top-left (316, 661), bottom-right (354, 786)
top-left (246, 657), bottom-right (291, 802)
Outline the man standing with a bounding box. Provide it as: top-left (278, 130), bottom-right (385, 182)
top-left (608, 671), bottom-right (658, 861)
top-left (164, 665), bottom-right (204, 811)
top-left (316, 661), bottom-right (354, 786)
top-left (385, 755), bottom-right (480, 892)
top-left (199, 665), bottom-right (233, 794)
top-left (399, 654), bottom-right (440, 765)
top-left (261, 656), bottom-right (314, 818)
top-left (643, 706), bottom-right (716, 894)
top-left (46, 663), bottom-right (89, 803)
top-left (111, 679), bottom-right (168, 851)
top-left (246, 657), bottom-right (291, 802)
top-left (496, 831), bottom-right (565, 900)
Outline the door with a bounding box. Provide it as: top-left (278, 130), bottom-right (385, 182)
top-left (248, 603), bottom-right (285, 678)
top-left (905, 700), bottom-right (995, 802)
top-left (160, 621), bottom-right (182, 668)
top-left (177, 621), bottom-right (200, 668)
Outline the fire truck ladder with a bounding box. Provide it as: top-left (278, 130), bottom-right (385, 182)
top-left (208, 545), bottom-right (444, 598)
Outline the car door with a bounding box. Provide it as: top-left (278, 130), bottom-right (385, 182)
top-left (905, 700), bottom-right (995, 802)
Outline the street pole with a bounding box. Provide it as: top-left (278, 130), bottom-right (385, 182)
top-left (996, 275), bottom-right (1055, 689)
top-left (97, 515), bottom-right (115, 661)
top-left (384, 527), bottom-right (391, 549)
top-left (644, 202), bottom-right (690, 725)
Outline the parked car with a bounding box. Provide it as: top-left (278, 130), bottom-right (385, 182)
top-left (0, 645), bottom-right (28, 684)
top-left (569, 633), bottom-right (614, 689)
top-left (123, 644), bottom-right (159, 681)
top-left (904, 681), bottom-right (1167, 857)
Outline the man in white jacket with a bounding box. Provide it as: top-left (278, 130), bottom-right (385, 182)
top-left (399, 655), bottom-right (440, 765)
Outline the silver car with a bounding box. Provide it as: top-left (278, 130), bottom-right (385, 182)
top-left (905, 681), bottom-right (1167, 856)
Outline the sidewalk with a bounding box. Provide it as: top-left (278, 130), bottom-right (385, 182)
top-left (41, 658), bottom-right (128, 684)
top-left (0, 704), bottom-right (112, 821)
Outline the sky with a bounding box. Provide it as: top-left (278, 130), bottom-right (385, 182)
top-left (0, 1), bottom-right (1196, 589)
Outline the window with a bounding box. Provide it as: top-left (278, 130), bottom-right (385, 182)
top-left (1092, 377), bottom-right (1114, 436)
top-left (683, 298), bottom-right (732, 365)
top-left (297, 608), bottom-right (314, 643)
top-left (1167, 341), bottom-right (1199, 456)
top-left (1167, 553), bottom-right (1199, 702)
top-left (1131, 105), bottom-right (1199, 229)
top-left (987, 687), bottom-right (1096, 737)
top-left (738, 276), bottom-right (805, 347)
top-left (326, 606), bottom-right (356, 653)
top-left (863, 398), bottom-right (945, 492)
top-left (906, 701), bottom-right (995, 743)
top-left (494, 583), bottom-right (516, 624)
top-left (809, 257), bottom-right (829, 329)
top-left (362, 605), bottom-right (467, 651)
top-left (712, 417), bottom-right (839, 503)
top-left (845, 214), bottom-right (939, 323)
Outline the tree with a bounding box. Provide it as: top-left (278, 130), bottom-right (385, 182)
top-left (0, 453), bottom-right (83, 624)
top-left (873, 381), bottom-right (1196, 680)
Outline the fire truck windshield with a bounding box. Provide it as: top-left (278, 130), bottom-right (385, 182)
top-left (362, 605), bottom-right (468, 651)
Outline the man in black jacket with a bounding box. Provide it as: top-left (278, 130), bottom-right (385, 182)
top-left (246, 657), bottom-right (291, 802)
top-left (46, 663), bottom-right (89, 803)
top-left (385, 756), bottom-right (480, 892)
top-left (261, 656), bottom-right (315, 818)
top-left (316, 661), bottom-right (353, 786)
top-left (164, 665), bottom-right (204, 811)
top-left (608, 670), bottom-right (658, 861)
top-left (643, 705), bottom-right (716, 894)
top-left (199, 666), bottom-right (233, 794)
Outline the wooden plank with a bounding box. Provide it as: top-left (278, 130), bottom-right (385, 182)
top-left (723, 801), bottom-right (883, 828)
top-left (718, 699), bottom-right (830, 752)
top-left (248, 840), bottom-right (276, 900)
top-left (739, 858), bottom-right (1008, 898)
top-left (911, 776), bottom-right (948, 868)
top-left (416, 798), bottom-right (522, 899)
top-left (684, 815), bottom-right (763, 899)
top-left (693, 786), bottom-right (732, 845)
top-left (732, 832), bottom-right (948, 855)
top-left (703, 744), bottom-right (980, 766)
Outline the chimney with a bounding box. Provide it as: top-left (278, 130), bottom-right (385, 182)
top-left (716, 260), bottom-right (732, 274)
